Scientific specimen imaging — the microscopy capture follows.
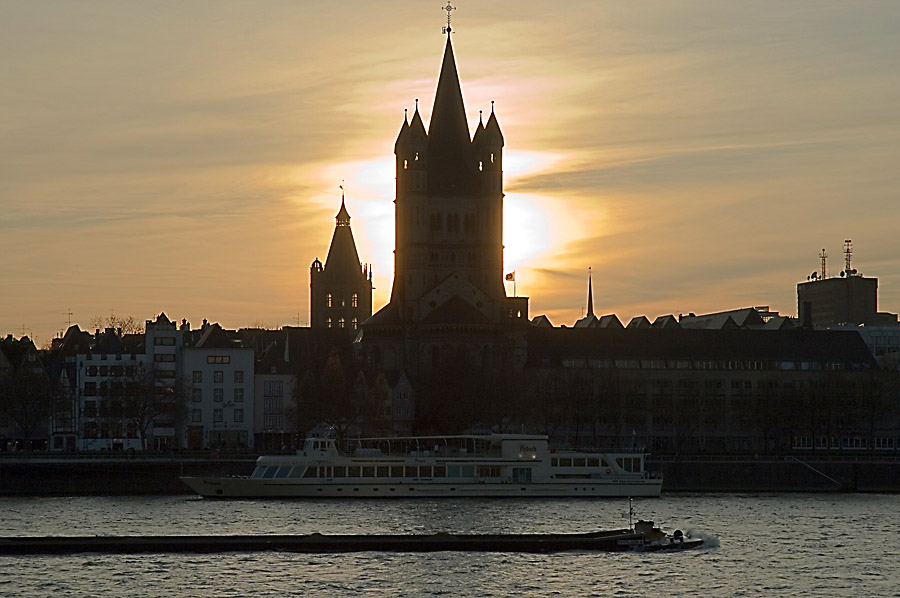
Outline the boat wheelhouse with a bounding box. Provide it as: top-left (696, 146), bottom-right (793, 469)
top-left (180, 434), bottom-right (662, 498)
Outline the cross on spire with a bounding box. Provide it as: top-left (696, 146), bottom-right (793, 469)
top-left (442, 2), bottom-right (456, 34)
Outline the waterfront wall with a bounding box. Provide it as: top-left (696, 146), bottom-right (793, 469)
top-left (650, 457), bottom-right (900, 493)
top-left (0, 457), bottom-right (255, 496)
top-left (1, 456), bottom-right (898, 496)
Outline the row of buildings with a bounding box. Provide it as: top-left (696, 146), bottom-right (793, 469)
top-left (4, 27), bottom-right (899, 455)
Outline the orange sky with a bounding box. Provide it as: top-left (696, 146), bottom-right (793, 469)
top-left (2, 1), bottom-right (900, 346)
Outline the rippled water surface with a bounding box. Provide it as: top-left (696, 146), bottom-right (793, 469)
top-left (1, 493), bottom-right (898, 597)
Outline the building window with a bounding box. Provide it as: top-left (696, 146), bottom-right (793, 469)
top-left (327, 293), bottom-right (332, 308)
top-left (214, 388), bottom-right (224, 402)
top-left (338, 317), bottom-right (345, 328)
top-left (213, 409), bottom-right (223, 423)
top-left (154, 354), bottom-right (175, 362)
top-left (192, 389), bottom-right (202, 402)
top-left (191, 409), bottom-right (202, 423)
top-left (234, 409), bottom-right (244, 423)
top-left (326, 318), bottom-right (332, 328)
top-left (264, 380), bottom-right (283, 397)
top-left (234, 388), bottom-right (244, 402)
top-left (234, 371), bottom-right (244, 383)
top-left (352, 293), bottom-right (358, 308)
top-left (352, 317), bottom-right (358, 330)
top-left (154, 336), bottom-right (175, 346)
top-left (192, 371), bottom-right (202, 383)
top-left (214, 371), bottom-right (224, 383)
top-left (207, 356), bottom-right (230, 364)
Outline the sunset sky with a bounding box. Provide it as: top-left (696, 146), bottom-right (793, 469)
top-left (3, 1), bottom-right (899, 346)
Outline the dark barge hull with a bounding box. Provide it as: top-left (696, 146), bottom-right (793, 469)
top-left (0, 529), bottom-right (656, 555)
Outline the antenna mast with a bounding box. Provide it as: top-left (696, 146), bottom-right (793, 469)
top-left (844, 239), bottom-right (853, 275)
top-left (819, 248), bottom-right (828, 280)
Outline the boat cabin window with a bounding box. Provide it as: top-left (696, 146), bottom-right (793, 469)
top-left (347, 467), bottom-right (361, 478)
top-left (377, 466), bottom-right (390, 477)
top-left (289, 467), bottom-right (305, 478)
top-left (363, 467), bottom-right (376, 478)
top-left (573, 458), bottom-right (586, 467)
top-left (302, 467), bottom-right (318, 478)
top-left (419, 466), bottom-right (432, 478)
top-left (588, 458), bottom-right (600, 468)
top-left (404, 466), bottom-right (417, 478)
top-left (433, 466), bottom-right (446, 477)
top-left (616, 457), bottom-right (642, 472)
top-left (262, 466), bottom-right (278, 479)
top-left (559, 458), bottom-right (572, 467)
top-left (477, 466), bottom-right (501, 478)
top-left (333, 466), bottom-right (346, 478)
top-left (447, 466), bottom-right (460, 478)
top-left (274, 466), bottom-right (292, 478)
top-left (251, 467), bottom-right (266, 478)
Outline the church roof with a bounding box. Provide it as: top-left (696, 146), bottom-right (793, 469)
top-left (419, 295), bottom-right (491, 326)
top-left (323, 199), bottom-right (363, 276)
top-left (427, 36), bottom-right (475, 195)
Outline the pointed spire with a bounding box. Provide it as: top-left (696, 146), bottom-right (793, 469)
top-left (587, 267), bottom-right (595, 317)
top-left (427, 35), bottom-right (474, 195)
top-left (336, 185), bottom-right (350, 226)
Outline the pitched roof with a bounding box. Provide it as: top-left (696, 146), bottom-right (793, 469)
top-left (627, 316), bottom-right (650, 329)
top-left (419, 295), bottom-right (491, 326)
top-left (193, 323), bottom-right (238, 349)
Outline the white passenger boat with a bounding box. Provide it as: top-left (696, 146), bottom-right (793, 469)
top-left (180, 434), bottom-right (663, 498)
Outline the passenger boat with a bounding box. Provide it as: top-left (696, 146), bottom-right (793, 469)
top-left (180, 433), bottom-right (663, 498)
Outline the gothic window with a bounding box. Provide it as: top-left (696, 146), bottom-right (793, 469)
top-left (351, 293), bottom-right (358, 308)
top-left (327, 293), bottom-right (332, 308)
top-left (338, 317), bottom-right (345, 328)
top-left (403, 159), bottom-right (408, 169)
top-left (478, 161), bottom-right (483, 172)
top-left (326, 318), bottom-right (332, 328)
top-left (351, 317), bottom-right (358, 330)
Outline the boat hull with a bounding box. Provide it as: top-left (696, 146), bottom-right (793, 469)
top-left (179, 476), bottom-right (663, 498)
top-left (0, 529), bottom-right (681, 555)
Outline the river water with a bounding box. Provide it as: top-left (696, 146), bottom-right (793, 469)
top-left (1, 493), bottom-right (897, 597)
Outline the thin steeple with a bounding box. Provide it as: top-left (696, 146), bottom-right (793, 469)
top-left (587, 267), bottom-right (595, 317)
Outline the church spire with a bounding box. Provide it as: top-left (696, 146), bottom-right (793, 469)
top-left (335, 185), bottom-right (350, 226)
top-left (427, 33), bottom-right (473, 195)
top-left (587, 267), bottom-right (595, 317)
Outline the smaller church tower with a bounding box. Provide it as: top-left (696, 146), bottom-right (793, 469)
top-left (310, 193), bottom-right (373, 331)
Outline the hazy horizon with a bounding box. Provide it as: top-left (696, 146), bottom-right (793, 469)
top-left (3, 1), bottom-right (899, 346)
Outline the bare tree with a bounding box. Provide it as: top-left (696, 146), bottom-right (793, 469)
top-left (89, 312), bottom-right (143, 335)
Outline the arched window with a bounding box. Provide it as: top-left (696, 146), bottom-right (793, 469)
top-left (338, 317), bottom-right (345, 328)
top-left (326, 293), bottom-right (332, 308)
top-left (351, 317), bottom-right (358, 330)
top-left (326, 318), bottom-right (332, 328)
top-left (351, 293), bottom-right (358, 308)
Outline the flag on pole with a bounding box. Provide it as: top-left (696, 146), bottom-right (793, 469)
top-left (505, 271), bottom-right (515, 281)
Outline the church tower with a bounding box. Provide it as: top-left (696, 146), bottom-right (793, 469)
top-left (390, 33), bottom-right (507, 324)
top-left (360, 23), bottom-right (530, 376)
top-left (310, 194), bottom-right (373, 330)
